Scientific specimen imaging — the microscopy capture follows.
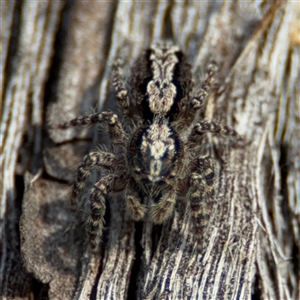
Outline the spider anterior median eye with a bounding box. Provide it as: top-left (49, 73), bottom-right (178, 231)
top-left (156, 180), bottom-right (165, 186)
top-left (134, 169), bottom-right (142, 175)
top-left (141, 177), bottom-right (151, 184)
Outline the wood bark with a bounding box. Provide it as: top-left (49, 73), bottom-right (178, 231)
top-left (1, 1), bottom-right (299, 299)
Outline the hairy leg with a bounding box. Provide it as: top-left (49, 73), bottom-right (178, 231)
top-left (175, 61), bottom-right (218, 133)
top-left (112, 59), bottom-right (130, 115)
top-left (125, 182), bottom-right (146, 221)
top-left (112, 60), bottom-right (144, 124)
top-left (72, 151), bottom-right (123, 208)
top-left (50, 110), bottom-right (126, 145)
top-left (191, 60), bottom-right (218, 110)
top-left (150, 187), bottom-right (177, 224)
top-left (87, 174), bottom-right (126, 252)
top-left (187, 120), bottom-right (245, 150)
top-left (189, 156), bottom-right (215, 251)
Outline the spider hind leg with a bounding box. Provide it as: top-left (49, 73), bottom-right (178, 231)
top-left (191, 60), bottom-right (218, 110)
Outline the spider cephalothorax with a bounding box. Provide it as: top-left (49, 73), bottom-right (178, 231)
top-left (51, 42), bottom-right (243, 252)
top-left (128, 117), bottom-right (183, 187)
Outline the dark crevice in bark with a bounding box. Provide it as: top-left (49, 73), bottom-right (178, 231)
top-left (43, 1), bottom-right (70, 110)
top-left (127, 221), bottom-right (143, 300)
top-left (2, 1), bottom-right (22, 96)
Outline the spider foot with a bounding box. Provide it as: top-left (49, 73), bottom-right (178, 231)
top-left (126, 194), bottom-right (146, 221)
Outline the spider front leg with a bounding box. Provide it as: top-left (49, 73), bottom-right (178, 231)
top-left (150, 187), bottom-right (177, 224)
top-left (87, 174), bottom-right (127, 252)
top-left (189, 157), bottom-right (215, 251)
top-left (125, 181), bottom-right (146, 221)
top-left (72, 151), bottom-right (123, 208)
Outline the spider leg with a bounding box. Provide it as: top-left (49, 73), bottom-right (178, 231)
top-left (72, 151), bottom-right (123, 208)
top-left (50, 110), bottom-right (126, 145)
top-left (190, 120), bottom-right (244, 142)
top-left (125, 181), bottom-right (146, 221)
top-left (150, 187), bottom-right (177, 224)
top-left (191, 61), bottom-right (218, 110)
top-left (87, 174), bottom-right (126, 252)
top-left (112, 59), bottom-right (130, 115)
top-left (175, 61), bottom-right (218, 132)
top-left (189, 156), bottom-right (215, 250)
top-left (113, 60), bottom-right (143, 124)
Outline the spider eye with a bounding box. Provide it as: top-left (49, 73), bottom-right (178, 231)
top-left (141, 177), bottom-right (151, 184)
top-left (156, 179), bottom-right (166, 186)
top-left (134, 168), bottom-right (142, 175)
top-left (169, 174), bottom-right (175, 180)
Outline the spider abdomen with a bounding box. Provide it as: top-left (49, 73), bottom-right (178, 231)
top-left (130, 43), bottom-right (193, 121)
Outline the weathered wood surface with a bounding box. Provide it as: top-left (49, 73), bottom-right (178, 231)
top-left (1, 1), bottom-right (299, 299)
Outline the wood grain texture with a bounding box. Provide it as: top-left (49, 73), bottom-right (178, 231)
top-left (1, 1), bottom-right (299, 299)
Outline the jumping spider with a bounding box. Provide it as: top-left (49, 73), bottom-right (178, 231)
top-left (51, 42), bottom-right (243, 252)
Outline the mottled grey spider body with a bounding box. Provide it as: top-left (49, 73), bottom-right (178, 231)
top-left (51, 42), bottom-right (243, 252)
